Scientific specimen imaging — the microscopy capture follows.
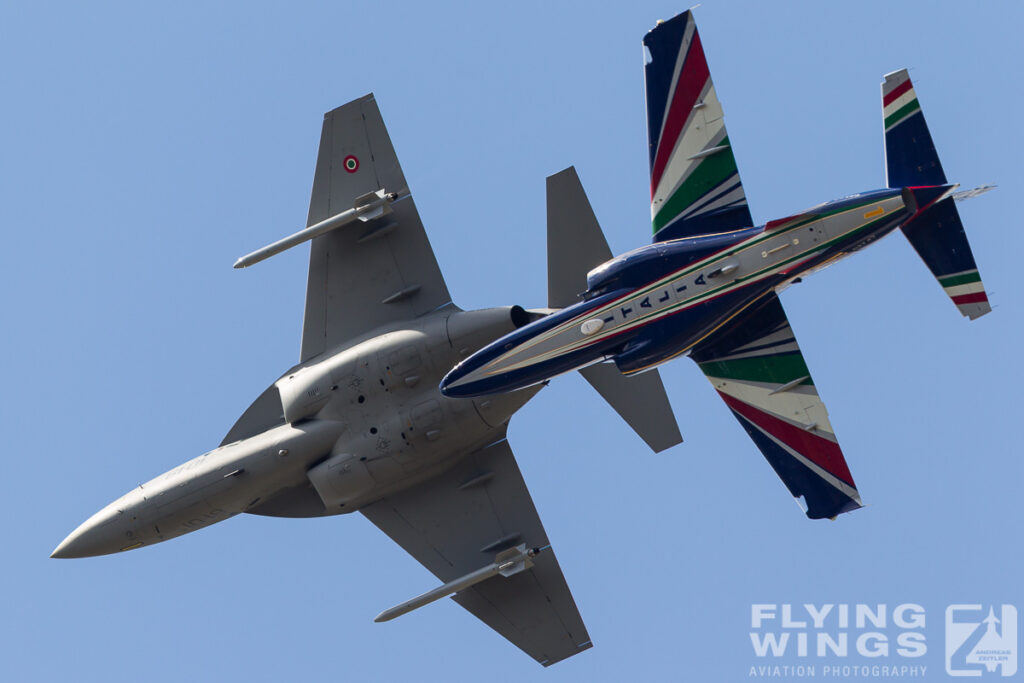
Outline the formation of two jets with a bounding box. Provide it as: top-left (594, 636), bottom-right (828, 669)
top-left (53, 10), bottom-right (991, 666)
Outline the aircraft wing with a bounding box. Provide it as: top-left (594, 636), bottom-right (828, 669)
top-left (360, 435), bottom-right (592, 666)
top-left (644, 10), bottom-right (754, 242)
top-left (689, 294), bottom-right (863, 519)
top-left (300, 95), bottom-right (453, 362)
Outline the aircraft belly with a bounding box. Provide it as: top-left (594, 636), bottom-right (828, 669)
top-left (612, 286), bottom-right (766, 374)
top-left (253, 308), bottom-right (536, 517)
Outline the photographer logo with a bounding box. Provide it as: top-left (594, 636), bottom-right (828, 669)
top-left (945, 605), bottom-right (1017, 677)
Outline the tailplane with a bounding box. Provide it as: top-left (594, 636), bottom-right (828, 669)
top-left (882, 70), bottom-right (992, 320)
top-left (546, 167), bottom-right (682, 452)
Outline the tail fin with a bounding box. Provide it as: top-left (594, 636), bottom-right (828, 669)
top-left (883, 70), bottom-right (946, 187)
top-left (882, 70), bottom-right (992, 320)
top-left (546, 167), bottom-right (683, 452)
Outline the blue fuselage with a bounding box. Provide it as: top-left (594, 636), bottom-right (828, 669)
top-left (441, 187), bottom-right (934, 398)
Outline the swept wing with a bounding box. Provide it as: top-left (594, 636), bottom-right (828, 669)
top-left (690, 294), bottom-right (862, 519)
top-left (301, 95), bottom-right (453, 362)
top-left (644, 11), bottom-right (753, 242)
top-left (361, 435), bottom-right (591, 666)
top-left (224, 95), bottom-right (454, 444)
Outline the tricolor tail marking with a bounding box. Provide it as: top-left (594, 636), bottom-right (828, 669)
top-left (939, 269), bottom-right (988, 307)
top-left (883, 77), bottom-right (921, 132)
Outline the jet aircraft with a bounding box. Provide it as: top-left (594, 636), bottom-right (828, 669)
top-left (441, 10), bottom-right (993, 520)
top-left (51, 95), bottom-right (683, 666)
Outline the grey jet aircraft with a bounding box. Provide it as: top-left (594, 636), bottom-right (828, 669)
top-left (51, 95), bottom-right (682, 667)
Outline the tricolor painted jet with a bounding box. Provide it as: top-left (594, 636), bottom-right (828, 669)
top-left (51, 96), bottom-right (682, 666)
top-left (441, 10), bottom-right (993, 520)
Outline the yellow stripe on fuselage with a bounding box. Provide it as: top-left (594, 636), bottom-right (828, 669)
top-left (480, 196), bottom-right (904, 377)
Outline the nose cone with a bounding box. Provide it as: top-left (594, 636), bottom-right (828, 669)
top-left (51, 501), bottom-right (136, 559)
top-left (442, 301), bottom-right (607, 398)
top-left (439, 361), bottom-right (481, 398)
top-left (440, 351), bottom-right (512, 398)
top-left (439, 351), bottom-right (543, 398)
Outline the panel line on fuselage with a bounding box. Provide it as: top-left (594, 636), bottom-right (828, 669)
top-left (479, 195), bottom-right (904, 377)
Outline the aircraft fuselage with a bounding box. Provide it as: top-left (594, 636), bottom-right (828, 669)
top-left (53, 306), bottom-right (539, 558)
top-left (441, 186), bottom-right (951, 397)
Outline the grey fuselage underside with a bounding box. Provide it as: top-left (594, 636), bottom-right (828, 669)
top-left (53, 306), bottom-right (537, 558)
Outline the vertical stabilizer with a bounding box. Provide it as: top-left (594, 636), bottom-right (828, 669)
top-left (902, 195), bottom-right (991, 319)
top-left (882, 69), bottom-right (946, 188)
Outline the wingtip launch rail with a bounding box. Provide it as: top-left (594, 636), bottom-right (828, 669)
top-left (374, 544), bottom-right (541, 623)
top-left (234, 189), bottom-right (399, 268)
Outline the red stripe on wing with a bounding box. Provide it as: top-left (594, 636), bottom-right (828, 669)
top-left (649, 29), bottom-right (710, 198)
top-left (718, 391), bottom-right (855, 487)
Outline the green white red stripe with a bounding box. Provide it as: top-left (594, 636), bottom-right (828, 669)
top-left (694, 300), bottom-right (861, 508)
top-left (938, 268), bottom-right (990, 312)
top-left (882, 73), bottom-right (921, 132)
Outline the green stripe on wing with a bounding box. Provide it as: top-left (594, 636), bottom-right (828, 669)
top-left (698, 353), bottom-right (813, 386)
top-left (652, 137), bottom-right (739, 234)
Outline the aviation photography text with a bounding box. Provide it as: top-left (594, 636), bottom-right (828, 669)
top-left (749, 603), bottom-right (927, 679)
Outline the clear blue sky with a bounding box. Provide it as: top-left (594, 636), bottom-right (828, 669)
top-left (3, 2), bottom-right (1021, 681)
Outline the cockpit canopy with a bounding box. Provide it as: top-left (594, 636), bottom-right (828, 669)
top-left (585, 225), bottom-right (761, 298)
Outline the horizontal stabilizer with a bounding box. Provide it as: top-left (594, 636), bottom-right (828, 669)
top-left (546, 167), bottom-right (682, 452)
top-left (579, 363), bottom-right (682, 453)
top-left (547, 167), bottom-right (613, 308)
top-left (902, 195), bottom-right (991, 319)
